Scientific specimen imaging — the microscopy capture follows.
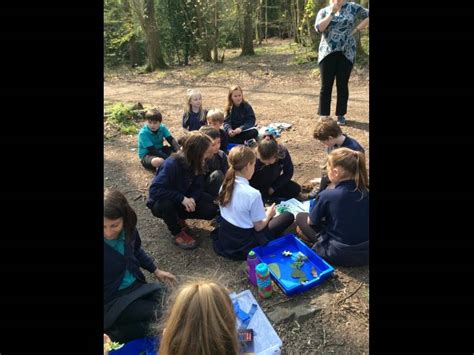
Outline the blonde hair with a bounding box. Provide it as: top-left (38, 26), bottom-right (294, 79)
top-left (224, 85), bottom-right (246, 117)
top-left (158, 280), bottom-right (239, 355)
top-left (328, 147), bottom-right (369, 196)
top-left (207, 108), bottom-right (225, 125)
top-left (218, 146), bottom-right (256, 206)
top-left (184, 89), bottom-right (206, 123)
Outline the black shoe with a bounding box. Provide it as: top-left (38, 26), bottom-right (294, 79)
top-left (337, 116), bottom-right (346, 126)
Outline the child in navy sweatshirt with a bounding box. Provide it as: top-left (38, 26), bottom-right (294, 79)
top-left (223, 85), bottom-right (258, 144)
top-left (250, 132), bottom-right (301, 204)
top-left (147, 132), bottom-right (219, 250)
top-left (295, 147), bottom-right (369, 266)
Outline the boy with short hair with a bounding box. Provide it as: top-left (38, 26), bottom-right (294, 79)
top-left (138, 108), bottom-right (180, 171)
top-left (206, 108), bottom-right (229, 153)
top-left (199, 125), bottom-right (229, 198)
top-left (309, 117), bottom-right (365, 198)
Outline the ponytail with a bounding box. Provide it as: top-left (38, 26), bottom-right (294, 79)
top-left (218, 167), bottom-right (237, 206)
top-left (328, 148), bottom-right (369, 198)
top-left (217, 145), bottom-right (256, 206)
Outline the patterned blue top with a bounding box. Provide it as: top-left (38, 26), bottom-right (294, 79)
top-left (315, 2), bottom-right (369, 64)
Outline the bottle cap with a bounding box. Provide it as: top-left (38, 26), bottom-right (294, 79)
top-left (256, 263), bottom-right (268, 274)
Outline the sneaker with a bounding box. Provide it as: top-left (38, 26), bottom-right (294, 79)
top-left (308, 186), bottom-right (320, 199)
top-left (173, 230), bottom-right (198, 250)
top-left (337, 116), bottom-right (346, 126)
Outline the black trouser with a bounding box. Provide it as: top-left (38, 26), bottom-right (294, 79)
top-left (295, 212), bottom-right (325, 243)
top-left (317, 174), bottom-right (330, 195)
top-left (250, 166), bottom-right (301, 201)
top-left (204, 170), bottom-right (224, 199)
top-left (318, 51), bottom-right (353, 117)
top-left (107, 288), bottom-right (163, 344)
top-left (151, 192), bottom-right (218, 235)
top-left (228, 129), bottom-right (258, 144)
top-left (268, 211), bottom-right (295, 237)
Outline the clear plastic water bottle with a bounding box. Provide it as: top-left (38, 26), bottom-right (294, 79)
top-left (246, 250), bottom-right (259, 286)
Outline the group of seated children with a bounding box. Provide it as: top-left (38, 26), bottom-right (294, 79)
top-left (136, 85), bottom-right (368, 266)
top-left (105, 102), bottom-right (369, 351)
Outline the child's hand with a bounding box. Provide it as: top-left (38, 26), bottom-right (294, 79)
top-left (154, 269), bottom-right (177, 286)
top-left (266, 203), bottom-right (276, 219)
top-left (228, 129), bottom-right (236, 137)
top-left (234, 127), bottom-right (242, 135)
top-left (182, 197), bottom-right (196, 212)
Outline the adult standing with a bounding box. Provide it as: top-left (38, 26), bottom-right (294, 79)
top-left (315, 0), bottom-right (369, 125)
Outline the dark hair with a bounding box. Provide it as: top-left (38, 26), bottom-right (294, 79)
top-left (175, 131), bottom-right (212, 175)
top-left (104, 189), bottom-right (137, 242)
top-left (218, 146), bottom-right (256, 206)
top-left (199, 126), bottom-right (221, 140)
top-left (313, 118), bottom-right (342, 141)
top-left (258, 135), bottom-right (286, 161)
top-left (145, 108), bottom-right (163, 122)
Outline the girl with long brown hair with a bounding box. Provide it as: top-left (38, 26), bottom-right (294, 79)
top-left (223, 85), bottom-right (259, 144)
top-left (295, 147), bottom-right (369, 266)
top-left (147, 132), bottom-right (219, 250)
top-left (104, 189), bottom-right (176, 344)
top-left (212, 145), bottom-right (294, 260)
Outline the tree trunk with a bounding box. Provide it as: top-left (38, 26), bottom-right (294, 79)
top-left (241, 0), bottom-right (255, 55)
top-left (143, 0), bottom-right (167, 70)
top-left (213, 0), bottom-right (219, 62)
top-left (121, 0), bottom-right (140, 67)
top-left (264, 0), bottom-right (268, 39)
top-left (195, 0), bottom-right (212, 62)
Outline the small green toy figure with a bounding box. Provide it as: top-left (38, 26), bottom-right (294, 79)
top-left (282, 250), bottom-right (292, 256)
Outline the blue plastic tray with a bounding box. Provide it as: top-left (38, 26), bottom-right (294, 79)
top-left (226, 143), bottom-right (240, 151)
top-left (110, 336), bottom-right (158, 355)
top-left (252, 234), bottom-right (334, 296)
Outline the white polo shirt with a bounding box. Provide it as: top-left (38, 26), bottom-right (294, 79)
top-left (220, 176), bottom-right (267, 228)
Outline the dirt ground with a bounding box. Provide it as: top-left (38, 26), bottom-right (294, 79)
top-left (104, 39), bottom-right (369, 354)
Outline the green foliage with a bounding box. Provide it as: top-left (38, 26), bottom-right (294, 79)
top-left (104, 102), bottom-right (143, 135)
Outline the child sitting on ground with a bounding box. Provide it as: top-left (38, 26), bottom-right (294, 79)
top-left (182, 89), bottom-right (207, 132)
top-left (309, 117), bottom-right (365, 198)
top-left (212, 146), bottom-right (294, 260)
top-left (138, 108), bottom-right (180, 171)
top-left (250, 131), bottom-right (301, 204)
top-left (295, 147), bottom-right (369, 266)
top-left (207, 108), bottom-right (229, 153)
top-left (147, 132), bottom-right (219, 250)
top-left (199, 126), bottom-right (229, 199)
top-left (223, 85), bottom-right (258, 145)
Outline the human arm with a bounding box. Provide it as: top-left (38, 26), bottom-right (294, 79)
top-left (254, 203), bottom-right (276, 232)
top-left (308, 194), bottom-right (328, 227)
top-left (271, 148), bottom-right (294, 192)
top-left (154, 268), bottom-right (177, 285)
top-left (149, 159), bottom-right (186, 203)
top-left (223, 110), bottom-right (233, 133)
top-left (240, 103), bottom-right (256, 131)
top-left (315, 3), bottom-right (342, 33)
top-left (351, 3), bottom-right (369, 35)
top-left (165, 135), bottom-right (180, 152)
top-left (352, 17), bottom-right (369, 35)
top-left (182, 112), bottom-right (190, 130)
top-left (133, 229), bottom-right (158, 273)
